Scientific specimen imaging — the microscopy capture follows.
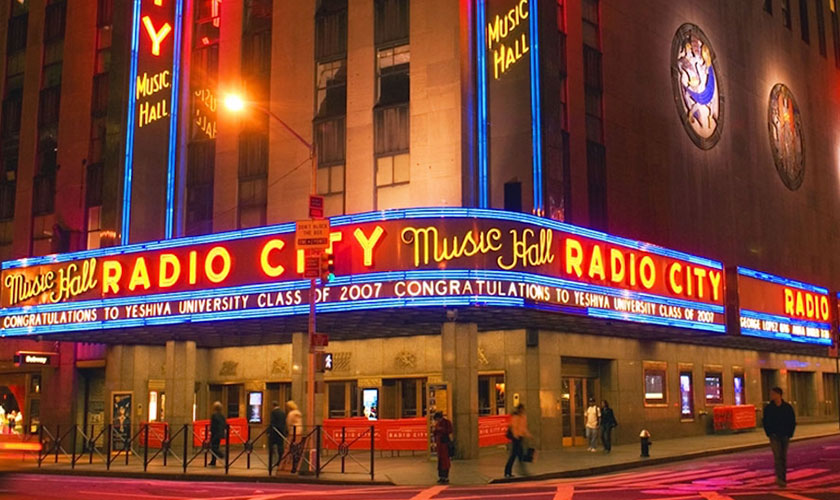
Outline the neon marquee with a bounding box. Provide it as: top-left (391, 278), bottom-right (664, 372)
top-left (734, 267), bottom-right (832, 345)
top-left (0, 209), bottom-right (726, 336)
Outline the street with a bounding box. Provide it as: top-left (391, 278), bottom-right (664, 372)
top-left (2, 434), bottom-right (840, 500)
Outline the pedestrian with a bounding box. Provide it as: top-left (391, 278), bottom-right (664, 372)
top-left (433, 411), bottom-right (454, 483)
top-left (763, 387), bottom-right (796, 487)
top-left (600, 400), bottom-right (617, 453)
top-left (584, 398), bottom-right (601, 452)
top-left (504, 403), bottom-right (532, 479)
top-left (209, 401), bottom-right (226, 466)
top-left (268, 400), bottom-right (287, 468)
top-left (285, 400), bottom-right (303, 472)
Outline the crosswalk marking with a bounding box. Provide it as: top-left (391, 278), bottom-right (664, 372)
top-left (552, 484), bottom-right (574, 500)
top-left (409, 485), bottom-right (447, 500)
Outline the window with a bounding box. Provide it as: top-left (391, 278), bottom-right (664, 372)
top-left (1, 95), bottom-right (22, 139)
top-left (704, 370), bottom-right (723, 405)
top-left (44, 1), bottom-right (67, 43)
top-left (7, 13), bottom-right (28, 54)
top-left (374, 0), bottom-right (409, 45)
top-left (186, 141), bottom-right (215, 236)
top-left (86, 206), bottom-right (102, 250)
top-left (783, 0), bottom-right (792, 28)
top-left (643, 362), bottom-right (667, 405)
top-left (0, 181), bottom-right (15, 221)
top-left (376, 45), bottom-right (410, 106)
top-left (832, 0), bottom-right (840, 67)
top-left (31, 213), bottom-right (56, 257)
top-left (375, 153), bottom-right (409, 187)
top-left (733, 371), bottom-right (746, 405)
top-left (679, 369), bottom-right (695, 419)
top-left (587, 141), bottom-right (607, 230)
top-left (817, 0), bottom-right (828, 55)
top-left (315, 0), bottom-right (348, 60)
top-left (326, 380), bottom-right (359, 418)
top-left (97, 0), bottom-right (113, 28)
top-left (478, 374), bottom-right (506, 416)
top-left (315, 0), bottom-right (347, 213)
top-left (238, 131), bottom-right (268, 228)
top-left (374, 105), bottom-right (409, 156)
top-left (765, 0), bottom-right (773, 13)
top-left (800, 0), bottom-right (811, 42)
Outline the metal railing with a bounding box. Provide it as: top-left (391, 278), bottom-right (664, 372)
top-left (27, 422), bottom-right (377, 480)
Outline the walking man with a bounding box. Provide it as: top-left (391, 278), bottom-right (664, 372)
top-left (268, 401), bottom-right (287, 468)
top-left (584, 398), bottom-right (600, 452)
top-left (763, 387), bottom-right (796, 487)
top-left (209, 401), bottom-right (226, 466)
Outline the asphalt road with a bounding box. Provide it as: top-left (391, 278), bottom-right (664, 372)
top-left (2, 434), bottom-right (840, 500)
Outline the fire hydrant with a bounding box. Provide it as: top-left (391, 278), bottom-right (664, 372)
top-left (639, 429), bottom-right (651, 457)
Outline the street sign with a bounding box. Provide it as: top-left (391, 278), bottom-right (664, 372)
top-left (311, 332), bottom-right (329, 352)
top-left (304, 254), bottom-right (320, 278)
top-left (295, 219), bottom-right (330, 249)
top-left (309, 195), bottom-right (325, 218)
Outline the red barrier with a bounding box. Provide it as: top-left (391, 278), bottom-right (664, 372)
top-left (713, 405), bottom-right (756, 431)
top-left (323, 418), bottom-right (426, 451)
top-left (138, 422), bottom-right (168, 448)
top-left (322, 415), bottom-right (513, 451)
top-left (479, 414), bottom-right (511, 446)
top-left (192, 417), bottom-right (248, 446)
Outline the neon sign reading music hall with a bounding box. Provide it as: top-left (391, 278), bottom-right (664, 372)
top-left (0, 209), bottom-right (726, 336)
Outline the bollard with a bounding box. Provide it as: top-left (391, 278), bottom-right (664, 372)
top-left (106, 424), bottom-right (112, 471)
top-left (182, 424), bottom-right (188, 474)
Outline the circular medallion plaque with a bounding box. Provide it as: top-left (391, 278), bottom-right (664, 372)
top-left (671, 24), bottom-right (723, 149)
top-left (767, 83), bottom-right (805, 190)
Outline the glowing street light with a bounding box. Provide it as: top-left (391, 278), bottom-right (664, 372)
top-left (223, 93), bottom-right (246, 113)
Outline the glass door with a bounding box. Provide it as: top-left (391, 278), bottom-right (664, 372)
top-left (562, 377), bottom-right (596, 446)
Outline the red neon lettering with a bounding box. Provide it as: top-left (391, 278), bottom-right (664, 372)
top-left (142, 16), bottom-right (172, 56)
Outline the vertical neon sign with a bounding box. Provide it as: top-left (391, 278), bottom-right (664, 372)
top-left (477, 0), bottom-right (543, 214)
top-left (122, 0), bottom-right (184, 244)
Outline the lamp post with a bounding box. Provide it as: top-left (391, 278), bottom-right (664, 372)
top-left (224, 93), bottom-right (319, 439)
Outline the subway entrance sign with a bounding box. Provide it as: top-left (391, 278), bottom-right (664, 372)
top-left (0, 208), bottom-right (726, 336)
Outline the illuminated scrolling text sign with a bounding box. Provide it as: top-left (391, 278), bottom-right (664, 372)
top-left (0, 209), bottom-right (725, 335)
top-left (734, 267), bottom-right (832, 345)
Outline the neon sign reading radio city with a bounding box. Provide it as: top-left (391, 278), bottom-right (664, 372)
top-left (0, 209), bottom-right (728, 334)
top-left (487, 0), bottom-right (530, 79)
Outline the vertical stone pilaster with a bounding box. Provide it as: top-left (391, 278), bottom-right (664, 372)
top-left (441, 322), bottom-right (478, 459)
top-left (164, 341), bottom-right (197, 428)
top-left (290, 332), bottom-right (306, 415)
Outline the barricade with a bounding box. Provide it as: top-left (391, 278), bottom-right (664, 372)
top-left (713, 405), bottom-right (756, 432)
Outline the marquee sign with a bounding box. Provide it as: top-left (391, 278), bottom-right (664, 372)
top-left (0, 209), bottom-right (725, 336)
top-left (734, 267), bottom-right (832, 345)
top-left (14, 351), bottom-right (55, 366)
top-left (123, 0), bottom-right (184, 243)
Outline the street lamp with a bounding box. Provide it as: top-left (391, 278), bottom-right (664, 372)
top-left (223, 92), bottom-right (320, 451)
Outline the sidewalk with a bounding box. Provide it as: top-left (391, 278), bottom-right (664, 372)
top-left (6, 422), bottom-right (838, 486)
top-left (375, 421), bottom-right (840, 485)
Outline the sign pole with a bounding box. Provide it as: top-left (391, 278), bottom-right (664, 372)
top-left (836, 354), bottom-right (839, 430)
top-left (307, 149), bottom-right (318, 472)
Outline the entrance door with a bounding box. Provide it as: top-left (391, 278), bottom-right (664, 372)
top-left (823, 373), bottom-right (839, 417)
top-left (561, 377), bottom-right (596, 447)
top-left (209, 384), bottom-right (243, 418)
top-left (788, 371), bottom-right (815, 417)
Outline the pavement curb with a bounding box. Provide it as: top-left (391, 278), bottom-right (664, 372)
top-left (6, 466), bottom-right (395, 486)
top-left (488, 431), bottom-right (840, 484)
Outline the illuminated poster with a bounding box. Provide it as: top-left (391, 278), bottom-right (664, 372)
top-left (362, 389), bottom-right (378, 421)
top-left (112, 392), bottom-right (132, 451)
top-left (123, 0), bottom-right (184, 243)
top-left (733, 267), bottom-right (832, 345)
top-left (478, 0), bottom-right (543, 212)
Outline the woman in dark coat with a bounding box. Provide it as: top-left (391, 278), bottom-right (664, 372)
top-left (433, 411), bottom-right (454, 483)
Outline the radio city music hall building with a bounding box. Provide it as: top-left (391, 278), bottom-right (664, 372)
top-left (0, 0), bottom-right (840, 458)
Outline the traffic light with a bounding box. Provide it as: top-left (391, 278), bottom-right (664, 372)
top-left (320, 251), bottom-right (335, 282)
top-left (315, 352), bottom-right (333, 372)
